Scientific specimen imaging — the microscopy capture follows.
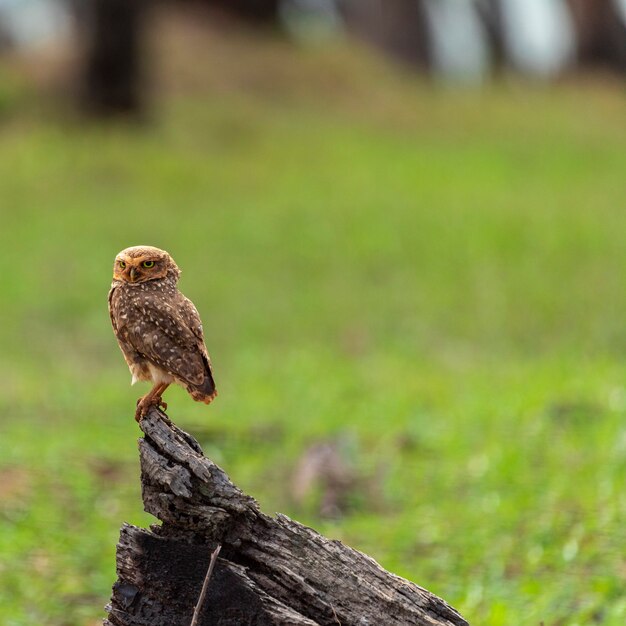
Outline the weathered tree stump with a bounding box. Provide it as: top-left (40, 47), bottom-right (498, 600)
top-left (104, 408), bottom-right (468, 626)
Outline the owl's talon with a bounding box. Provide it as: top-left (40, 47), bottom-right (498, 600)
top-left (135, 396), bottom-right (152, 421)
top-left (134, 391), bottom-right (168, 422)
top-left (153, 395), bottom-right (168, 413)
top-left (134, 404), bottom-right (146, 422)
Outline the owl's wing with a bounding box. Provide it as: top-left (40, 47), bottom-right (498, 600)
top-left (181, 297), bottom-right (214, 364)
top-left (108, 285), bottom-right (119, 333)
top-left (119, 291), bottom-right (211, 388)
top-left (109, 284), bottom-right (139, 369)
top-left (180, 295), bottom-right (217, 393)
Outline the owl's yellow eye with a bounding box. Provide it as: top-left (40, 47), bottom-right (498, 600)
top-left (119, 261), bottom-right (126, 269)
top-left (142, 260), bottom-right (155, 268)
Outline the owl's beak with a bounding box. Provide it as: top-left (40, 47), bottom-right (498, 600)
top-left (129, 267), bottom-right (138, 282)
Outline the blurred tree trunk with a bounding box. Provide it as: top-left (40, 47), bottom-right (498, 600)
top-left (189, 0), bottom-right (281, 24)
top-left (567, 0), bottom-right (626, 72)
top-left (82, 0), bottom-right (146, 116)
top-left (475, 0), bottom-right (507, 70)
top-left (340, 0), bottom-right (432, 70)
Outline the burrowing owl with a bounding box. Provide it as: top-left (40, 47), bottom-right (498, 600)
top-left (108, 245), bottom-right (216, 421)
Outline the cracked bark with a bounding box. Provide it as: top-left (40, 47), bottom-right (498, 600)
top-left (104, 408), bottom-right (469, 626)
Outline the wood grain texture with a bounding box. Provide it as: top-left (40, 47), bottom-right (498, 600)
top-left (105, 408), bottom-right (468, 626)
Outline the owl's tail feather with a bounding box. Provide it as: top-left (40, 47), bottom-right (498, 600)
top-left (200, 389), bottom-right (218, 404)
top-left (188, 371), bottom-right (217, 405)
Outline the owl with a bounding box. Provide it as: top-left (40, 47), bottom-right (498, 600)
top-left (108, 245), bottom-right (216, 421)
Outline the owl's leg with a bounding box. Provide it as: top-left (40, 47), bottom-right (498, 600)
top-left (135, 382), bottom-right (170, 421)
top-left (155, 383), bottom-right (169, 412)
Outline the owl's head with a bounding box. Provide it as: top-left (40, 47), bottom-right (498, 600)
top-left (113, 245), bottom-right (180, 284)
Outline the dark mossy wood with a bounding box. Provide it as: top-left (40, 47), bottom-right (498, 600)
top-left (105, 408), bottom-right (468, 626)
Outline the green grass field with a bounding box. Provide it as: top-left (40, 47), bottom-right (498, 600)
top-left (0, 30), bottom-right (625, 625)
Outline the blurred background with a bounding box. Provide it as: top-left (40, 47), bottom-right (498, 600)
top-left (0, 1), bottom-right (625, 625)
